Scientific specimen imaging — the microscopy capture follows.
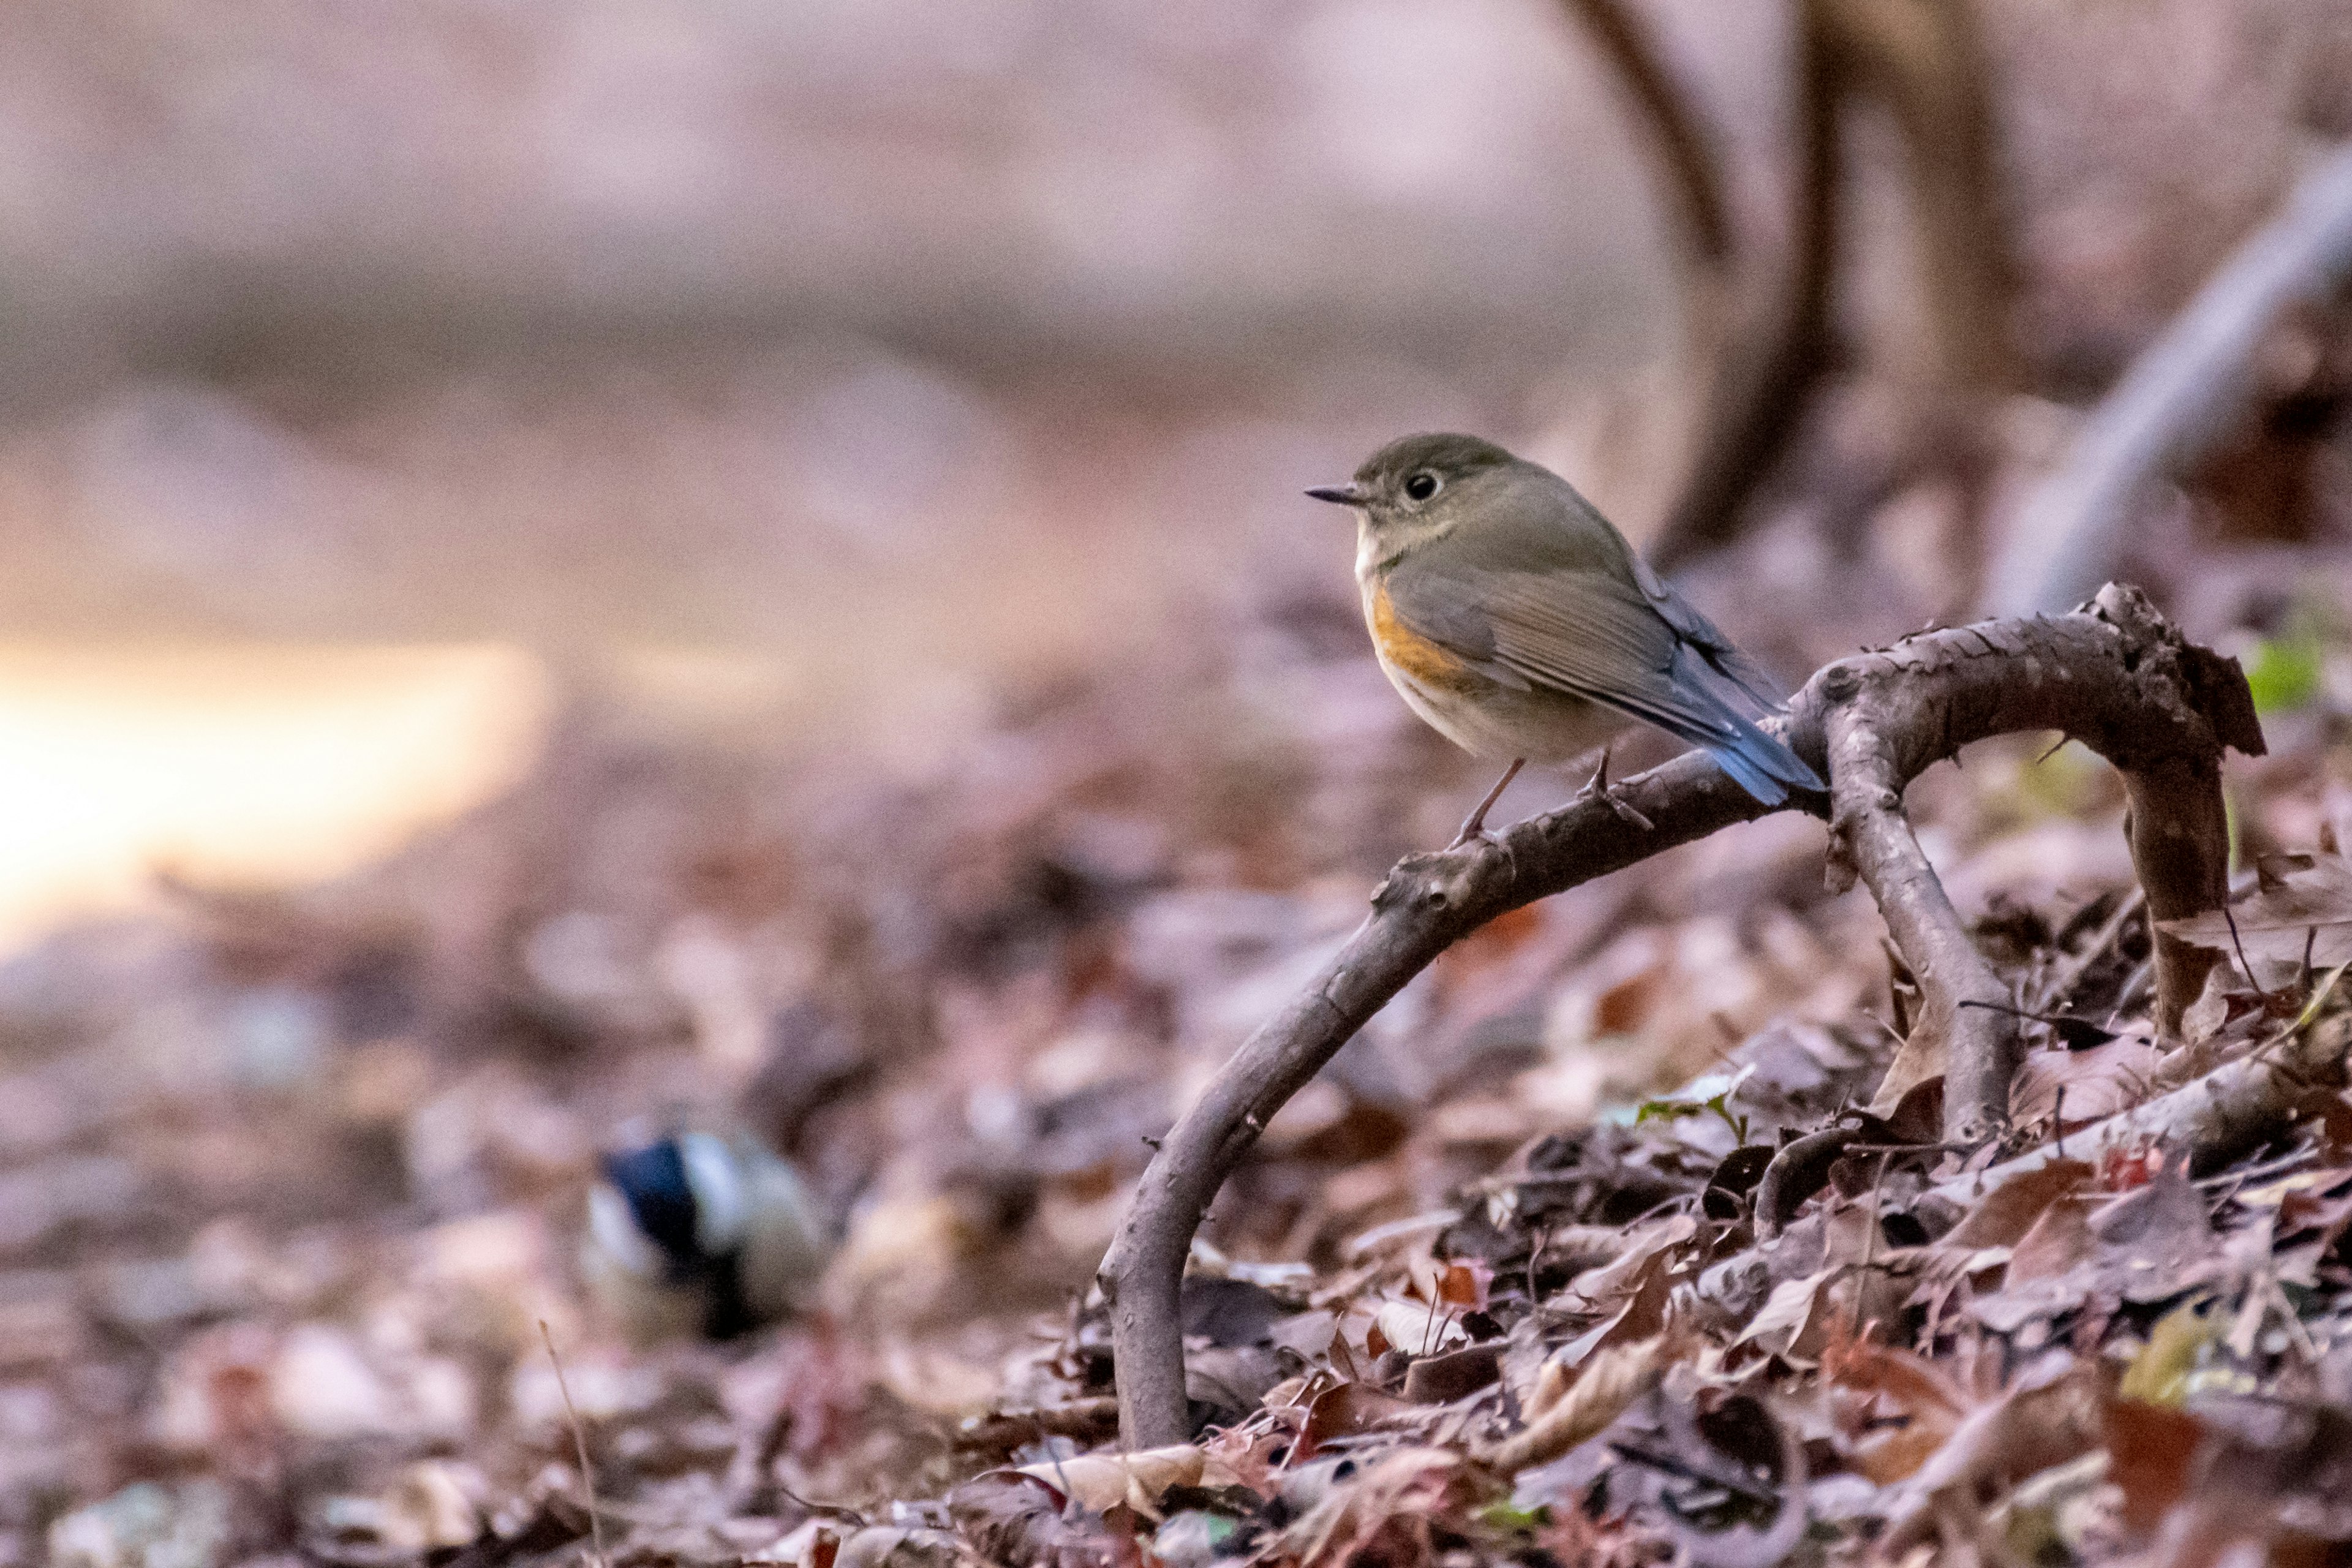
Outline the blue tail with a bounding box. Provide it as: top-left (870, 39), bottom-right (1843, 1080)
top-left (1703, 714), bottom-right (1823, 806)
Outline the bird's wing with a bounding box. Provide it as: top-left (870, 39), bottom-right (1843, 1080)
top-left (1385, 558), bottom-right (1822, 798)
top-left (1626, 552), bottom-right (1789, 710)
top-left (1384, 557), bottom-right (1747, 742)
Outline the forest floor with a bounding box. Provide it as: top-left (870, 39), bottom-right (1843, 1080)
top-left (10, 562), bottom-right (2352, 1568)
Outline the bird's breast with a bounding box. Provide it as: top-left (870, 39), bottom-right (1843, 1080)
top-left (1365, 577), bottom-right (1482, 695)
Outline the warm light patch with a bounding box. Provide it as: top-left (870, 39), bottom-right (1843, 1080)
top-left (0, 644), bottom-right (552, 949)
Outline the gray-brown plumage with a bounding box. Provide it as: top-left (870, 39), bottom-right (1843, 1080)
top-left (1308, 434), bottom-right (1820, 830)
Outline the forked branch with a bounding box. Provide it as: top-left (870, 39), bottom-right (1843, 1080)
top-left (1100, 584), bottom-right (2260, 1447)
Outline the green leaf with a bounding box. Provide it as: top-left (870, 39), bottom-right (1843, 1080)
top-left (2244, 630), bottom-right (2324, 714)
top-left (1477, 1500), bottom-right (1549, 1532)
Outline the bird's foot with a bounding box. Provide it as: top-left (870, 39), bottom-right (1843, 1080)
top-left (1447, 758), bottom-right (1526, 850)
top-left (1575, 748), bottom-right (1654, 832)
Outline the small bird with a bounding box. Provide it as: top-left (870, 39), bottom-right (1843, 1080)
top-left (1308, 433), bottom-right (1821, 843)
top-left (581, 1131), bottom-right (832, 1342)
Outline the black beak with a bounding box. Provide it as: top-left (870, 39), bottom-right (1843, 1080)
top-left (1305, 483), bottom-right (1366, 506)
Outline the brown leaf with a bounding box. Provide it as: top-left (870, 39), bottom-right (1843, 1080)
top-left (1199, 1417), bottom-right (1296, 1498)
top-left (2089, 1164), bottom-right (2222, 1303)
top-left (948, 1474), bottom-right (1131, 1568)
top-left (1883, 1077), bottom-right (1946, 1145)
top-left (2161, 851), bottom-right (2352, 967)
top-left (1562, 1214), bottom-right (1695, 1307)
top-left (1479, 1336), bottom-right (1664, 1474)
top-left (1822, 1333), bottom-right (1971, 1423)
top-left (1010, 1445), bottom-right (1203, 1519)
top-left (1553, 1246), bottom-right (1675, 1368)
top-left (2010, 1038), bottom-right (2163, 1126)
top-left (1940, 1159), bottom-right (2094, 1249)
top-left (1283, 1447), bottom-right (1488, 1568)
top-left (1869, 1027), bottom-right (1946, 1117)
top-left (2107, 1396), bottom-right (2205, 1535)
top-left (1401, 1342), bottom-right (1502, 1405)
top-left (2004, 1196), bottom-right (2097, 1284)
top-left (1734, 1270), bottom-right (1834, 1360)
top-left (1974, 1166), bottom-right (2224, 1331)
top-left (1822, 1335), bottom-right (1972, 1485)
top-left (1882, 1358), bottom-right (2107, 1553)
top-left (1298, 1381), bottom-right (1411, 1458)
top-left (1433, 1261), bottom-right (1488, 1310)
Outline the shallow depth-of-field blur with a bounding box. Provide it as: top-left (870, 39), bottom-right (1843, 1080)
top-left (9, 3), bottom-right (2352, 1567)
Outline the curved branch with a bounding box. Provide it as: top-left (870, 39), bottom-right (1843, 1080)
top-left (1988, 140), bottom-right (2352, 615)
top-left (1649, 0), bottom-right (2013, 573)
top-left (1100, 585), bottom-right (2260, 1447)
top-left (1823, 684), bottom-right (2019, 1147)
top-left (1558, 0), bottom-right (1733, 273)
top-left (1834, 0), bottom-right (2012, 392)
top-left (1649, 0), bottom-right (1840, 571)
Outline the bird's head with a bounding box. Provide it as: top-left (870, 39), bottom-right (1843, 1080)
top-left (1306, 432), bottom-right (1519, 554)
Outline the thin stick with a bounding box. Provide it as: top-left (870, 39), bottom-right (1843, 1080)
top-left (1859, 1151), bottom-right (1891, 1278)
top-left (2223, 905), bottom-right (2274, 1006)
top-left (539, 1321), bottom-right (608, 1568)
top-left (2035, 886), bottom-right (2144, 1013)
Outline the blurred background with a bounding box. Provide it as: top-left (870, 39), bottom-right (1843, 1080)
top-left (7, 0), bottom-right (2352, 1561)
top-left (1, 0), bottom-right (2346, 927)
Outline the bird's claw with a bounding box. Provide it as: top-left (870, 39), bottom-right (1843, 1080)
top-left (1574, 747), bottom-right (1613, 802)
top-left (1575, 747), bottom-right (1653, 831)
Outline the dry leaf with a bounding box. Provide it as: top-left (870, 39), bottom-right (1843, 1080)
top-left (2011, 1039), bottom-right (2163, 1125)
top-left (1821, 1334), bottom-right (1972, 1483)
top-left (1735, 1270), bottom-right (1834, 1359)
top-left (1882, 1359), bottom-right (2106, 1553)
top-left (1940, 1159), bottom-right (2095, 1249)
top-left (1009, 1444), bottom-right (1203, 1518)
top-left (1372, 1296), bottom-right (1468, 1360)
top-left (2161, 853), bottom-right (2352, 967)
top-left (1299, 1381), bottom-right (1412, 1457)
top-left (1481, 1336), bottom-right (1664, 1473)
top-left (2106, 1398), bottom-right (2206, 1535)
top-left (2003, 1196), bottom-right (2097, 1284)
top-left (1283, 1447), bottom-right (1485, 1568)
top-left (948, 1473), bottom-right (1131, 1568)
top-left (1868, 1026), bottom-right (1947, 1116)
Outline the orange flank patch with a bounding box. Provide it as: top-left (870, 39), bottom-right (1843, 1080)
top-left (1371, 579), bottom-right (1478, 690)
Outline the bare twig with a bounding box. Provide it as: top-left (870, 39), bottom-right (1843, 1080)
top-left (1988, 141), bottom-right (2352, 614)
top-left (1651, 0), bottom-right (2011, 571)
top-left (1927, 1008), bottom-right (2349, 1204)
top-left (539, 1320), bottom-right (608, 1568)
top-left (1101, 584), bottom-right (2260, 1447)
top-left (1651, 0), bottom-right (1839, 570)
top-left (1556, 0), bottom-right (1732, 274)
top-left (2032, 885), bottom-right (2143, 1014)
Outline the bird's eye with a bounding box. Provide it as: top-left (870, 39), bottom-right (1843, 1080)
top-left (1404, 472), bottom-right (1441, 502)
